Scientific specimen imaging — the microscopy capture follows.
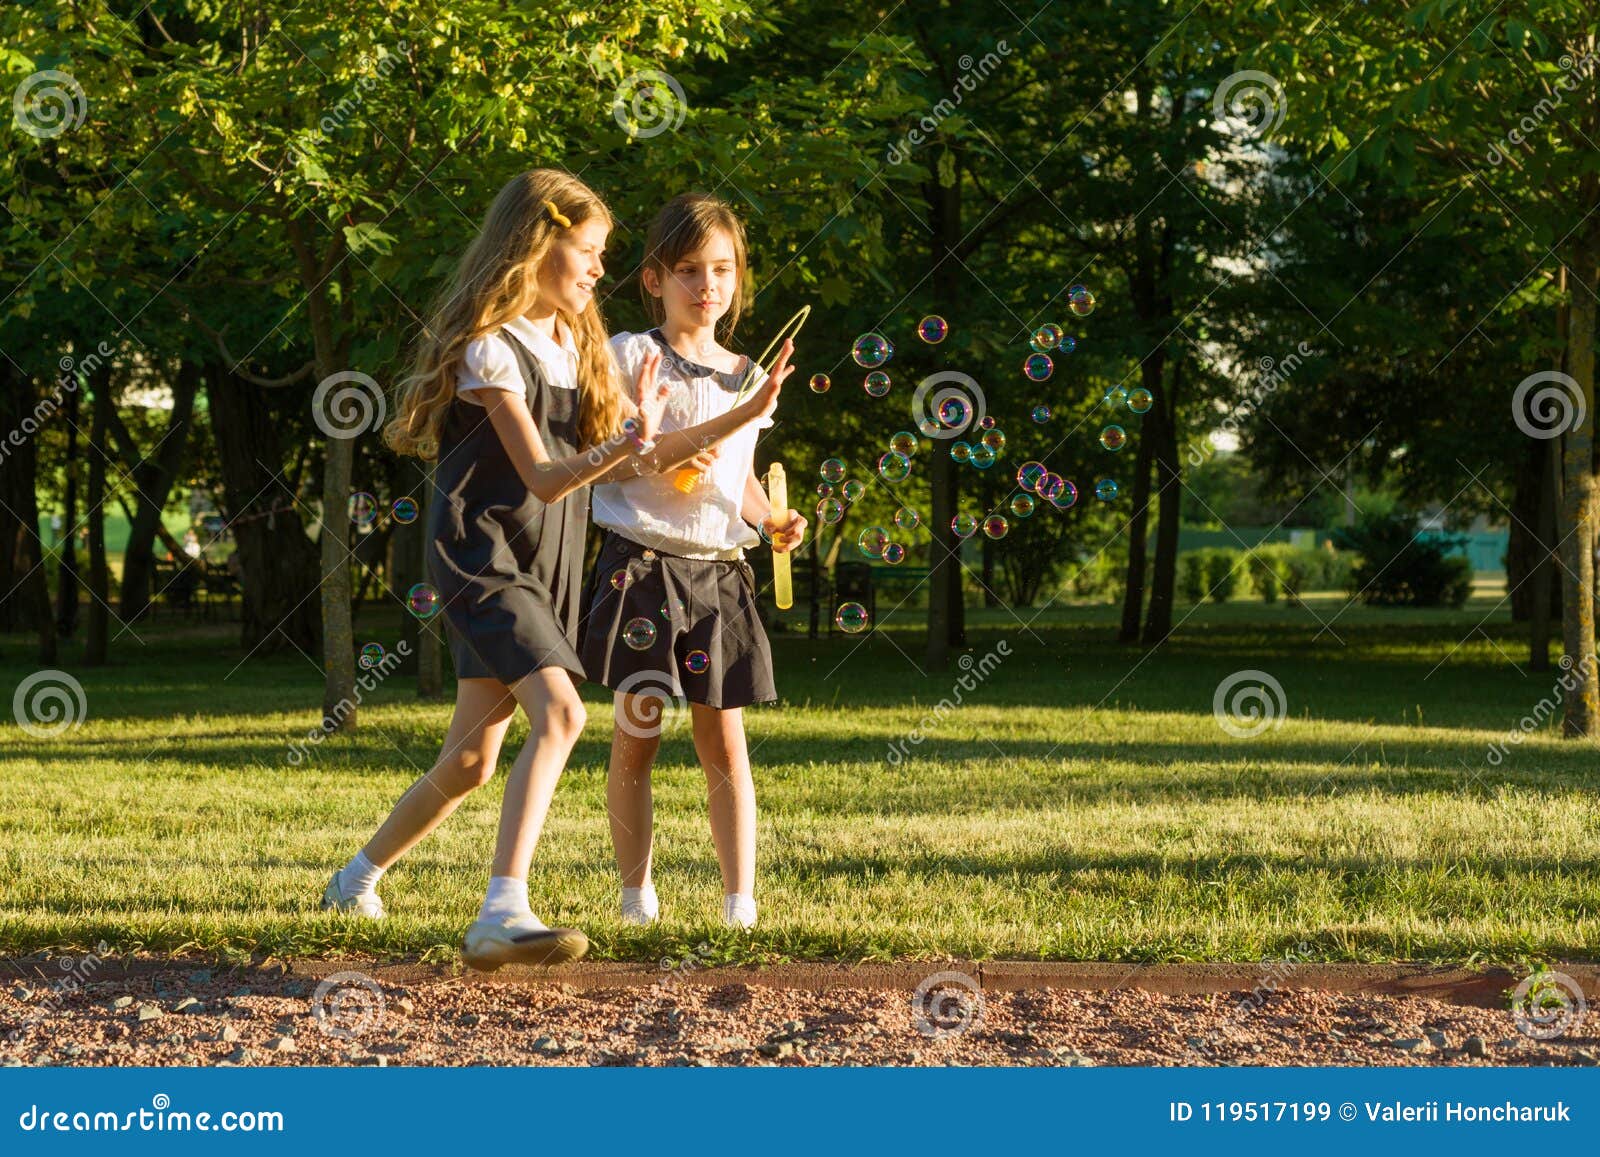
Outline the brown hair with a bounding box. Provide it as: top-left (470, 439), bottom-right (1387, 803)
top-left (639, 192), bottom-right (749, 337)
top-left (386, 169), bottom-right (625, 459)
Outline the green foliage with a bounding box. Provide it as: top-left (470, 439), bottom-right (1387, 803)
top-left (1334, 512), bottom-right (1474, 609)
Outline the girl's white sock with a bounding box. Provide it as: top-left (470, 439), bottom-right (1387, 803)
top-left (722, 892), bottom-right (757, 929)
top-left (621, 884), bottom-right (659, 922)
top-left (478, 876), bottom-right (543, 927)
top-left (337, 850), bottom-right (385, 898)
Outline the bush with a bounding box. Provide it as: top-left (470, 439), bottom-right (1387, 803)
top-left (1334, 512), bottom-right (1475, 608)
top-left (1205, 548), bottom-right (1242, 603)
top-left (1179, 551), bottom-right (1209, 603)
top-left (1251, 555), bottom-right (1280, 603)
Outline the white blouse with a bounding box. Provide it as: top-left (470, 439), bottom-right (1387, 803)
top-left (591, 331), bottom-right (773, 560)
top-left (455, 314), bottom-right (578, 399)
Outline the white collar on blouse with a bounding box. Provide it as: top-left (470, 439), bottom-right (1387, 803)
top-left (503, 314), bottom-right (578, 374)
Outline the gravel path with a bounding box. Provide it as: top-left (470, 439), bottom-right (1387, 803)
top-left (2, 960), bottom-right (1595, 1068)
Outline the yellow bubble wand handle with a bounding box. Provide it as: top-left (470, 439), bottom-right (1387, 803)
top-left (766, 463), bottom-right (793, 611)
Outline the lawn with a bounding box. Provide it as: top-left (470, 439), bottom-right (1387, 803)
top-left (3, 587), bottom-right (1596, 967)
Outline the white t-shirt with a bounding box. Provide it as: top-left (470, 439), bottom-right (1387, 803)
top-left (591, 330), bottom-right (773, 560)
top-left (455, 314), bottom-right (578, 399)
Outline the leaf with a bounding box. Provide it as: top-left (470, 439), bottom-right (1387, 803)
top-left (342, 222), bottom-right (395, 255)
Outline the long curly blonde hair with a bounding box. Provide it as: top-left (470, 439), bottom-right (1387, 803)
top-left (386, 169), bottom-right (625, 459)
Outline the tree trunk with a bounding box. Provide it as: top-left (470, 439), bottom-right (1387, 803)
top-left (204, 362), bottom-right (322, 654)
top-left (110, 360), bottom-right (200, 623)
top-left (0, 365), bottom-right (57, 661)
top-left (1118, 353), bottom-right (1164, 642)
top-left (1142, 361), bottom-right (1184, 646)
top-left (1559, 245), bottom-right (1600, 737)
top-left (54, 379), bottom-right (81, 639)
top-left (83, 370), bottom-right (113, 665)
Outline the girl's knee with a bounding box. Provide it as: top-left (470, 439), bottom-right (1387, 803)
top-left (546, 696), bottom-right (587, 744)
top-left (433, 746), bottom-right (498, 794)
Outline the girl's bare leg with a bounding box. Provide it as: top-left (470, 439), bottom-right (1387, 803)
top-left (607, 694), bottom-right (663, 889)
top-left (690, 704), bottom-right (756, 897)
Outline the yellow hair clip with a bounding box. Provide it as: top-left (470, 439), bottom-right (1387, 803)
top-left (542, 199), bottom-right (571, 228)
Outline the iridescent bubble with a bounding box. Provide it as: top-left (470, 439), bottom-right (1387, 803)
top-left (883, 542), bottom-right (906, 565)
top-left (1095, 477), bottom-right (1119, 501)
top-left (864, 370), bottom-right (892, 398)
top-left (1127, 387), bottom-right (1153, 413)
top-left (816, 497), bottom-right (845, 524)
top-left (348, 491), bottom-right (378, 527)
top-left (809, 373), bottom-right (831, 394)
top-left (1037, 473), bottom-right (1065, 502)
top-left (938, 396), bottom-right (971, 429)
top-left (983, 515), bottom-right (1009, 540)
top-left (684, 650), bottom-right (710, 675)
top-left (851, 332), bottom-right (893, 368)
top-left (623, 616), bottom-right (658, 651)
top-left (858, 526), bottom-right (889, 558)
top-left (391, 496), bottom-right (419, 524)
top-left (951, 513), bottom-right (978, 538)
top-left (970, 444), bottom-right (995, 469)
top-left (358, 642), bottom-right (385, 669)
top-left (894, 506), bottom-right (921, 532)
top-left (917, 415), bottom-right (942, 437)
top-left (978, 415), bottom-right (996, 431)
top-left (1031, 404), bottom-right (1052, 423)
top-left (1053, 480), bottom-right (1080, 509)
top-left (660, 596), bottom-right (687, 621)
top-left (918, 315), bottom-right (948, 344)
top-left (889, 430), bottom-right (918, 457)
top-left (1103, 386), bottom-right (1128, 407)
top-left (1059, 335), bottom-right (1077, 354)
top-left (820, 458), bottom-right (846, 484)
top-left (835, 601), bottom-right (870, 634)
top-left (816, 481), bottom-right (836, 499)
top-left (1029, 323), bottom-right (1061, 353)
top-left (1010, 493), bottom-right (1036, 518)
top-left (950, 441), bottom-right (972, 464)
top-left (407, 582), bottom-right (440, 619)
top-left (1099, 424), bottom-right (1127, 452)
top-left (1069, 287), bottom-right (1096, 316)
top-left (842, 479), bottom-right (865, 503)
top-left (1023, 353), bottom-right (1053, 382)
top-left (878, 451), bottom-right (911, 483)
top-left (981, 429), bottom-right (1006, 453)
top-left (609, 569), bottom-right (631, 592)
top-left (1016, 461), bottom-right (1047, 492)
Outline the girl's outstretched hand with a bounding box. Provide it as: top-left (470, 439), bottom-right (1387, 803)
top-left (633, 347), bottom-right (669, 443)
top-left (745, 338), bottom-right (793, 422)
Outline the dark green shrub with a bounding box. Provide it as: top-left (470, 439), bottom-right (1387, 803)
top-left (1205, 548), bottom-right (1242, 603)
top-left (1179, 551), bottom-right (1209, 603)
top-left (1334, 512), bottom-right (1475, 608)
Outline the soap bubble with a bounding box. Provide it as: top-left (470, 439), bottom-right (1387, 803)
top-left (878, 451), bottom-right (911, 483)
top-left (610, 569), bottom-right (631, 592)
top-left (816, 497), bottom-right (844, 524)
top-left (858, 526), bottom-right (889, 558)
top-left (1099, 424), bottom-right (1127, 452)
top-left (816, 481), bottom-right (836, 499)
top-left (918, 315), bottom-right (948, 344)
top-left (970, 444), bottom-right (995, 469)
top-left (842, 479), bottom-right (865, 502)
top-left (852, 332), bottom-right (894, 368)
top-left (1127, 387), bottom-right (1153, 413)
top-left (951, 513), bottom-right (978, 538)
top-left (835, 602), bottom-right (870, 633)
top-left (623, 616), bottom-right (658, 651)
top-left (684, 650), bottom-right (710, 675)
top-left (950, 441), bottom-right (972, 464)
top-left (1103, 385), bottom-right (1128, 407)
top-left (348, 491), bottom-right (378, 527)
top-left (1059, 335), bottom-right (1077, 354)
top-left (1016, 461), bottom-right (1047, 491)
top-left (1069, 286), bottom-right (1096, 316)
top-left (1010, 493), bottom-right (1036, 518)
top-left (809, 373), bottom-right (831, 394)
top-left (982, 515), bottom-right (1009, 539)
top-left (883, 542), bottom-right (907, 564)
top-left (1037, 472), bottom-right (1065, 501)
top-left (938, 395), bottom-right (972, 429)
top-left (864, 371), bottom-right (892, 398)
top-left (820, 458), bottom-right (846, 483)
top-left (358, 642), bottom-right (385, 669)
top-left (1095, 477), bottom-right (1119, 501)
top-left (1023, 353), bottom-right (1053, 382)
top-left (391, 496), bottom-right (419, 524)
top-left (1053, 479), bottom-right (1080, 509)
top-left (894, 506), bottom-right (921, 532)
top-left (407, 583), bottom-right (440, 618)
top-left (889, 430), bottom-right (918, 457)
top-left (981, 429), bottom-right (1006, 453)
top-left (917, 416), bottom-right (943, 437)
top-left (1031, 404), bottom-right (1051, 423)
top-left (1029, 323), bottom-right (1062, 353)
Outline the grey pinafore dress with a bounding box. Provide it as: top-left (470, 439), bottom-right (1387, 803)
top-left (427, 331), bottom-right (589, 684)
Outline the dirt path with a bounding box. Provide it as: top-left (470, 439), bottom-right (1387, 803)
top-left (2, 957), bottom-right (1595, 1068)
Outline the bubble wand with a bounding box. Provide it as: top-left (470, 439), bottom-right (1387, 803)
top-left (673, 305), bottom-right (811, 493)
top-left (766, 463), bottom-right (793, 610)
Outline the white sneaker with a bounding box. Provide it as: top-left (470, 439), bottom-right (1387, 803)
top-left (321, 871), bottom-right (385, 919)
top-left (620, 887), bottom-right (659, 927)
top-left (721, 895), bottom-right (757, 930)
top-left (462, 914), bottom-right (588, 971)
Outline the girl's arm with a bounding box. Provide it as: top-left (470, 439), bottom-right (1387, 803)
top-left (743, 464), bottom-right (808, 554)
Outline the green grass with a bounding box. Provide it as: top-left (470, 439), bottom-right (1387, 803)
top-left (3, 585), bottom-right (1597, 967)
